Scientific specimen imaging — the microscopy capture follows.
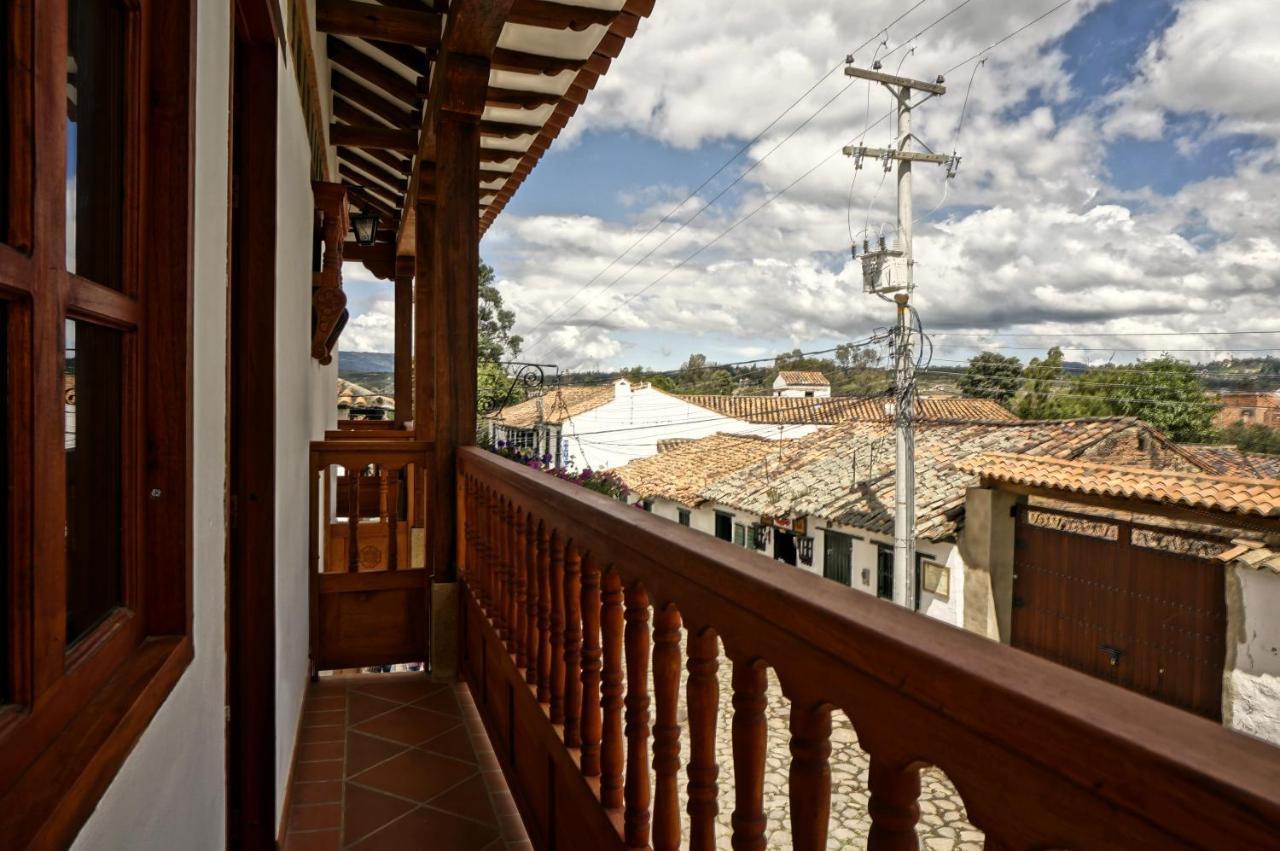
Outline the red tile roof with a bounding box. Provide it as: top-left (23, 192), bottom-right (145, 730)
top-left (776, 370), bottom-right (829, 386)
top-left (676, 395), bottom-right (1016, 425)
top-left (959, 453), bottom-right (1280, 520)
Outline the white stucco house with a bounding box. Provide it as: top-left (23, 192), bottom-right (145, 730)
top-left (772, 370), bottom-right (831, 397)
top-left (487, 379), bottom-right (822, 471)
top-left (488, 380), bottom-right (1016, 472)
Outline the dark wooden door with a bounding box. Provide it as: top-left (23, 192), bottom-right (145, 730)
top-left (823, 531), bottom-right (853, 586)
top-left (876, 546), bottom-right (894, 600)
top-left (1013, 507), bottom-right (1226, 719)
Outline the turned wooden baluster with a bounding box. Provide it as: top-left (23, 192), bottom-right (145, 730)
top-left (524, 515), bottom-right (538, 686)
top-left (789, 702), bottom-right (832, 851)
top-left (623, 582), bottom-right (651, 848)
top-left (347, 467), bottom-right (360, 572)
top-left (600, 569), bottom-right (625, 810)
top-left (493, 495), bottom-right (507, 637)
top-left (867, 756), bottom-right (921, 851)
top-left (652, 603), bottom-right (683, 851)
top-left (686, 628), bottom-right (720, 851)
top-left (580, 555), bottom-right (603, 776)
top-left (536, 521), bottom-right (552, 702)
top-left (506, 500), bottom-right (519, 646)
top-left (385, 468), bottom-right (399, 571)
top-left (730, 660), bottom-right (768, 851)
top-left (549, 530), bottom-right (566, 724)
top-left (563, 544), bottom-right (584, 748)
top-left (513, 508), bottom-right (528, 667)
top-left (478, 485), bottom-right (492, 609)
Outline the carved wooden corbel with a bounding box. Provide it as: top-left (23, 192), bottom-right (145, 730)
top-left (311, 181), bottom-right (349, 364)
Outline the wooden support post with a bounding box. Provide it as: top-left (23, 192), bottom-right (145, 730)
top-left (686, 628), bottom-right (720, 851)
top-left (652, 603), bottom-right (683, 851)
top-left (393, 256), bottom-right (413, 422)
top-left (789, 702), bottom-right (832, 851)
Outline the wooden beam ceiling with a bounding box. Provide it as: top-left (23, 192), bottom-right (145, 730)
top-left (333, 71), bottom-right (418, 128)
top-left (484, 86), bottom-right (561, 109)
top-left (316, 0), bottom-right (442, 47)
top-left (507, 0), bottom-right (618, 32)
top-left (337, 147), bottom-right (409, 193)
top-left (490, 47), bottom-right (584, 76)
top-left (330, 122), bottom-right (418, 152)
top-left (327, 36), bottom-right (421, 107)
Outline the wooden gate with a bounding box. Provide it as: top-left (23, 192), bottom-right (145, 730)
top-left (1013, 506), bottom-right (1227, 719)
top-left (309, 439), bottom-right (433, 671)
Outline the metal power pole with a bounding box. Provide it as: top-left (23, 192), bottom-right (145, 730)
top-left (844, 64), bottom-right (956, 610)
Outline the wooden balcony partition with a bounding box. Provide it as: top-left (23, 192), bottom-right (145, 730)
top-left (457, 446), bottom-right (1280, 850)
top-left (309, 439), bottom-right (433, 671)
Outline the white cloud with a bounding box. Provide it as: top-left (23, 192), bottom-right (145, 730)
top-left (341, 298), bottom-right (396, 352)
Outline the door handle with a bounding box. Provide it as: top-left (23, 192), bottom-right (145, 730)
top-left (1100, 644), bottom-right (1124, 666)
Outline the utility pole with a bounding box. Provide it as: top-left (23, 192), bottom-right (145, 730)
top-left (844, 63), bottom-right (956, 611)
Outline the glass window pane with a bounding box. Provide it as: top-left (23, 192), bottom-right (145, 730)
top-left (65, 319), bottom-right (123, 644)
top-left (66, 0), bottom-right (127, 288)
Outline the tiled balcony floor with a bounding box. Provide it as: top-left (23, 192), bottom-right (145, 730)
top-left (283, 672), bottom-right (531, 851)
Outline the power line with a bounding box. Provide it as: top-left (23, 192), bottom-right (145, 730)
top-left (517, 0), bottom-right (944, 349)
top-left (939, 0), bottom-right (1076, 77)
top-left (927, 328), bottom-right (1280, 338)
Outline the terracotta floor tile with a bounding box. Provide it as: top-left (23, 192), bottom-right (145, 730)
top-left (293, 781), bottom-right (342, 805)
top-left (304, 708), bottom-right (345, 727)
top-left (297, 740), bottom-right (344, 763)
top-left (424, 774), bottom-right (498, 825)
top-left (350, 807), bottom-right (499, 851)
top-left (350, 676), bottom-right (440, 704)
top-left (348, 692), bottom-right (401, 725)
top-left (352, 749), bottom-right (476, 803)
top-left (295, 759), bottom-right (344, 783)
top-left (421, 729), bottom-right (478, 764)
top-left (352, 705), bottom-right (459, 746)
top-left (412, 688), bottom-right (461, 717)
top-left (306, 695), bottom-right (345, 712)
top-left (346, 731), bottom-right (407, 777)
top-left (300, 724), bottom-right (345, 744)
top-left (289, 803), bottom-right (341, 832)
top-left (342, 783), bottom-right (415, 846)
top-left (283, 830), bottom-right (340, 851)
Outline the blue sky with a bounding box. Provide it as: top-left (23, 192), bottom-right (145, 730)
top-left (342, 0), bottom-right (1280, 373)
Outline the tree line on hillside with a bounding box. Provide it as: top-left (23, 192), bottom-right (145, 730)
top-left (618, 346), bottom-right (890, 397)
top-left (958, 347), bottom-right (1279, 449)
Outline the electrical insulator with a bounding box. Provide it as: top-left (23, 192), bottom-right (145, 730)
top-left (863, 239), bottom-right (870, 253)
top-left (879, 235), bottom-right (887, 250)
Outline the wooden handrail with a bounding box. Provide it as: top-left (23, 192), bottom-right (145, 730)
top-left (458, 446), bottom-right (1280, 849)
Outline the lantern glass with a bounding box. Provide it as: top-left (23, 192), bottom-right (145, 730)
top-left (352, 213), bottom-right (379, 246)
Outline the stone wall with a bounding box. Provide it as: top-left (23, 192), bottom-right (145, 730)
top-left (1224, 563), bottom-right (1280, 746)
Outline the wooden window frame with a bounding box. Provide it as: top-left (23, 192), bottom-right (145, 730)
top-left (0, 1), bottom-right (196, 847)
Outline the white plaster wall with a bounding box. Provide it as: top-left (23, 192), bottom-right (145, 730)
top-left (560, 385), bottom-right (816, 471)
top-left (916, 542), bottom-right (963, 627)
top-left (1225, 565), bottom-right (1280, 747)
top-left (274, 50), bottom-right (338, 824)
top-left (70, 1), bottom-right (232, 846)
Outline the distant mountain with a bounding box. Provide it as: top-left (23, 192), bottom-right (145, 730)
top-left (338, 351), bottom-right (394, 375)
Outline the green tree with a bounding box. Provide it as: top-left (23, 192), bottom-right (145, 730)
top-left (1217, 421), bottom-right (1280, 455)
top-left (478, 262), bottom-right (522, 363)
top-left (1066, 357), bottom-right (1218, 442)
top-left (959, 352), bottom-right (1024, 404)
top-left (1014, 347), bottom-right (1068, 419)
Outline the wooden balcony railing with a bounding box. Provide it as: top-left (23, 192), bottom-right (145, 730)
top-left (457, 446), bottom-right (1280, 850)
top-left (308, 438), bottom-right (433, 670)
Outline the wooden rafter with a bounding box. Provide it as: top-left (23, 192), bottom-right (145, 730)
top-left (366, 38), bottom-right (431, 76)
top-left (327, 36), bottom-right (421, 107)
top-left (333, 71), bottom-right (418, 128)
top-left (485, 85), bottom-right (561, 109)
top-left (491, 47), bottom-right (584, 76)
top-left (351, 145), bottom-right (410, 175)
top-left (508, 0), bottom-right (618, 32)
top-left (479, 118), bottom-right (540, 139)
top-left (330, 122), bottom-right (418, 152)
top-left (316, 0), bottom-right (442, 47)
top-left (337, 147), bottom-right (408, 193)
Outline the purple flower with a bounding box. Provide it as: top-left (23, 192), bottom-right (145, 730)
top-left (497, 440), bottom-right (507, 448)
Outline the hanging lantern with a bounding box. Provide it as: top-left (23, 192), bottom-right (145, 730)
top-left (351, 212), bottom-right (380, 246)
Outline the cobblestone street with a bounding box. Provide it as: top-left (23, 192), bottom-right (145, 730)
top-left (652, 636), bottom-right (982, 849)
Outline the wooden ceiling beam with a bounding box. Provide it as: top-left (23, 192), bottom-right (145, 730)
top-left (484, 86), bottom-right (561, 109)
top-left (316, 0), bottom-right (442, 47)
top-left (350, 145), bottom-right (410, 175)
top-left (479, 149), bottom-right (523, 167)
top-left (330, 122), bottom-right (418, 152)
top-left (507, 0), bottom-right (617, 32)
top-left (327, 36), bottom-right (421, 107)
top-left (490, 47), bottom-right (584, 76)
top-left (333, 71), bottom-right (418, 129)
top-left (479, 168), bottom-right (514, 182)
top-left (342, 182), bottom-right (400, 222)
top-left (339, 169), bottom-right (403, 212)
